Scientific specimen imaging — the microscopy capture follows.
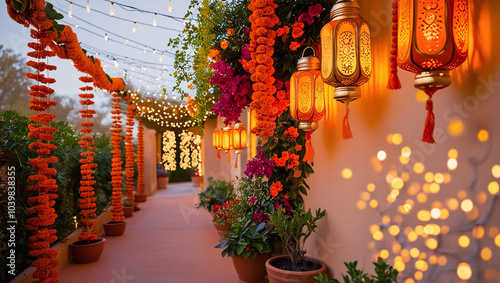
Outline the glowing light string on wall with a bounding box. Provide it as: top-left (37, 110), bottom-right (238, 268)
top-left (179, 131), bottom-right (193, 170)
top-left (162, 130), bottom-right (177, 171)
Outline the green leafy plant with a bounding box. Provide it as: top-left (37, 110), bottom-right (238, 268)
top-left (315, 258), bottom-right (399, 283)
top-left (215, 220), bottom-right (273, 259)
top-left (233, 176), bottom-right (275, 222)
top-left (269, 203), bottom-right (326, 266)
top-left (196, 177), bottom-right (235, 211)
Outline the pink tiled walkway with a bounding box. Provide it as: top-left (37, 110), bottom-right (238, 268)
top-left (58, 182), bottom-right (237, 283)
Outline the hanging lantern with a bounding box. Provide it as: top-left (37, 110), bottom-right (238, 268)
top-left (320, 0), bottom-right (372, 140)
top-left (231, 122), bottom-right (247, 168)
top-left (221, 125), bottom-right (233, 164)
top-left (212, 128), bottom-right (222, 159)
top-left (289, 47), bottom-right (325, 163)
top-left (389, 0), bottom-right (469, 144)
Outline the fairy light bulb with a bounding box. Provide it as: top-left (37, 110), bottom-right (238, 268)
top-left (124, 39), bottom-right (128, 45)
top-left (153, 49), bottom-right (156, 54)
top-left (153, 14), bottom-right (157, 26)
top-left (86, 0), bottom-right (90, 12)
top-left (168, 0), bottom-right (172, 12)
top-left (113, 58), bottom-right (119, 68)
top-left (110, 2), bottom-right (114, 15)
top-left (68, 3), bottom-right (73, 18)
top-left (104, 33), bottom-right (108, 41)
top-left (132, 22), bottom-right (136, 33)
top-left (144, 46), bottom-right (147, 53)
top-left (159, 54), bottom-right (163, 62)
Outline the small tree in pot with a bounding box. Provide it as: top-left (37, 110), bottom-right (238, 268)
top-left (266, 204), bottom-right (326, 283)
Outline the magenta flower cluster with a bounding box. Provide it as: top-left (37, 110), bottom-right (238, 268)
top-left (211, 60), bottom-right (252, 124)
top-left (252, 210), bottom-right (269, 223)
top-left (298, 3), bottom-right (323, 25)
top-left (244, 146), bottom-right (274, 179)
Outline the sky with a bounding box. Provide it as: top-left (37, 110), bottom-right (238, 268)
top-left (0, 0), bottom-right (192, 126)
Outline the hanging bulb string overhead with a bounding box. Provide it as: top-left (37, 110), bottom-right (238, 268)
top-left (58, 2), bottom-right (182, 32)
top-left (387, 0), bottom-right (401, 90)
top-left (100, 0), bottom-right (183, 21)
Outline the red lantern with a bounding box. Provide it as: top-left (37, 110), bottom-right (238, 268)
top-left (321, 0), bottom-right (373, 140)
top-left (213, 128), bottom-right (222, 159)
top-left (389, 0), bottom-right (469, 143)
top-left (231, 122), bottom-right (247, 168)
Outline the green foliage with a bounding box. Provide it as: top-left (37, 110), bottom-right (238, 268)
top-left (233, 176), bottom-right (275, 223)
top-left (215, 220), bottom-right (273, 259)
top-left (196, 177), bottom-right (235, 211)
top-left (0, 45), bottom-right (31, 113)
top-left (269, 203), bottom-right (326, 266)
top-left (44, 2), bottom-right (65, 35)
top-left (10, 0), bottom-right (33, 13)
top-left (320, 258), bottom-right (399, 283)
top-left (0, 110), bottom-right (113, 281)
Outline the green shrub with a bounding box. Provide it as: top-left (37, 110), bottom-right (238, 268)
top-left (196, 177), bottom-right (235, 211)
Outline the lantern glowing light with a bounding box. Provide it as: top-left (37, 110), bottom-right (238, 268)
top-left (390, 0), bottom-right (469, 143)
top-left (221, 125), bottom-right (233, 164)
top-left (212, 128), bottom-right (222, 159)
top-left (231, 122), bottom-right (247, 168)
top-left (321, 0), bottom-right (372, 140)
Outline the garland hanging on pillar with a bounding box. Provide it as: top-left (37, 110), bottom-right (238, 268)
top-left (110, 93), bottom-right (125, 223)
top-left (136, 121), bottom-right (145, 195)
top-left (125, 103), bottom-right (135, 203)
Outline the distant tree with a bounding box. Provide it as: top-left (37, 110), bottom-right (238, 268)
top-left (0, 45), bottom-right (31, 112)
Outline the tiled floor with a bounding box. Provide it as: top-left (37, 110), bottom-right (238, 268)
top-left (58, 182), bottom-right (238, 283)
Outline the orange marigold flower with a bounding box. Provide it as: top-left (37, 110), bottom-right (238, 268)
top-left (220, 40), bottom-right (229, 50)
top-left (284, 126), bottom-right (299, 139)
top-left (270, 181), bottom-right (283, 198)
top-left (290, 41), bottom-right (301, 51)
top-left (288, 153), bottom-right (300, 169)
top-left (227, 28), bottom-right (235, 36)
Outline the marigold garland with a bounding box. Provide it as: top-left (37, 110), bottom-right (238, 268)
top-left (136, 121), bottom-right (145, 195)
top-left (248, 0), bottom-right (280, 140)
top-left (110, 93), bottom-right (125, 223)
top-left (125, 103), bottom-right (135, 203)
top-left (77, 76), bottom-right (98, 242)
top-left (24, 24), bottom-right (60, 282)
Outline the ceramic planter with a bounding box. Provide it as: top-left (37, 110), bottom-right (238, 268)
top-left (157, 176), bottom-right (169, 190)
top-left (213, 222), bottom-right (231, 238)
top-left (135, 194), bottom-right (147, 203)
top-left (232, 252), bottom-right (272, 283)
top-left (69, 238), bottom-right (106, 264)
top-left (103, 221), bottom-right (127, 236)
top-left (123, 204), bottom-right (134, 217)
top-left (266, 255), bottom-right (326, 283)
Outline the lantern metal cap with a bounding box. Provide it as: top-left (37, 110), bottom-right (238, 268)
top-left (297, 47), bottom-right (321, 71)
top-left (414, 70), bottom-right (451, 90)
top-left (298, 121), bottom-right (319, 131)
top-left (334, 86), bottom-right (361, 103)
top-left (330, 0), bottom-right (360, 20)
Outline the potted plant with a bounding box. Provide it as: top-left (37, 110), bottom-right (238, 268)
top-left (196, 177), bottom-right (235, 212)
top-left (212, 199), bottom-right (240, 238)
top-left (157, 163), bottom-right (170, 190)
top-left (313, 258), bottom-right (399, 283)
top-left (216, 220), bottom-right (274, 283)
top-left (122, 196), bottom-right (134, 218)
top-left (266, 204), bottom-right (327, 283)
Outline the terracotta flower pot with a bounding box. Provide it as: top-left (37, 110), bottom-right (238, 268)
top-left (123, 204), bottom-right (134, 218)
top-left (213, 222), bottom-right (231, 238)
top-left (135, 194), bottom-right (147, 203)
top-left (266, 255), bottom-right (326, 283)
top-left (232, 252), bottom-right (272, 283)
top-left (103, 221), bottom-right (127, 236)
top-left (69, 238), bottom-right (106, 264)
top-left (157, 176), bottom-right (169, 190)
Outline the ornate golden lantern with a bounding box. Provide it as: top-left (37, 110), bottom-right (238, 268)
top-left (212, 128), bottom-right (222, 159)
top-left (289, 48), bottom-right (325, 163)
top-left (221, 125), bottom-right (233, 164)
top-left (389, 0), bottom-right (469, 143)
top-left (320, 0), bottom-right (372, 140)
top-left (231, 122), bottom-right (247, 168)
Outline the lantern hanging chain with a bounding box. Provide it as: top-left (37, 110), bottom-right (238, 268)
top-left (301, 46), bottom-right (316, 58)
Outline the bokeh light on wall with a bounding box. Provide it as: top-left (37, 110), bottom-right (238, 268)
top-left (457, 262), bottom-right (472, 280)
top-left (448, 120), bottom-right (464, 136)
top-left (478, 129), bottom-right (489, 142)
top-left (342, 168), bottom-right (353, 179)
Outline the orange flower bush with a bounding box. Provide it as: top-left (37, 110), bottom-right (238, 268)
top-left (77, 76), bottom-right (98, 242)
top-left (270, 181), bottom-right (283, 198)
top-left (284, 126), bottom-right (299, 140)
top-left (110, 93), bottom-right (125, 223)
top-left (24, 26), bottom-right (60, 282)
top-left (125, 103), bottom-right (135, 203)
top-left (248, 0), bottom-right (280, 140)
top-left (136, 121), bottom-right (145, 195)
top-left (272, 152), bottom-right (300, 170)
top-left (220, 40), bottom-right (229, 50)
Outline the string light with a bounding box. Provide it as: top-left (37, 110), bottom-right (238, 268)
top-left (109, 2), bottom-right (114, 15)
top-left (168, 0), bottom-right (172, 12)
top-left (132, 22), bottom-right (136, 33)
top-left (68, 2), bottom-right (73, 18)
top-left (86, 0), bottom-right (90, 12)
top-left (143, 46), bottom-right (147, 53)
top-left (124, 39), bottom-right (128, 45)
top-left (113, 58), bottom-right (119, 68)
top-left (104, 33), bottom-right (108, 41)
top-left (153, 13), bottom-right (157, 26)
top-left (159, 54), bottom-right (163, 62)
